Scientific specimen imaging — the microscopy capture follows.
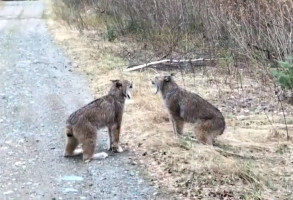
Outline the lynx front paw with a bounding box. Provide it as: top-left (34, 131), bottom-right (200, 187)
top-left (110, 145), bottom-right (123, 153)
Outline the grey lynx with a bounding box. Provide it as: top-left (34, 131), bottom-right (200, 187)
top-left (152, 74), bottom-right (225, 145)
top-left (64, 80), bottom-right (133, 161)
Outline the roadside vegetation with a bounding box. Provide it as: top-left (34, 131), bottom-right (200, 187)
top-left (49, 0), bottom-right (293, 199)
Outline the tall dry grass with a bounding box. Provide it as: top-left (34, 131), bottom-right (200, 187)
top-left (206, 0), bottom-right (293, 66)
top-left (52, 0), bottom-right (293, 64)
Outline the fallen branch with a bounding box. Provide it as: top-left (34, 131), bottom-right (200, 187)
top-left (124, 58), bottom-right (209, 72)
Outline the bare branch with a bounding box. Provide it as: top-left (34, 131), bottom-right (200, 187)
top-left (124, 58), bottom-right (210, 72)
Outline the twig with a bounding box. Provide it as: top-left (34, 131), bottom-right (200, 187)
top-left (264, 111), bottom-right (278, 134)
top-left (277, 92), bottom-right (290, 140)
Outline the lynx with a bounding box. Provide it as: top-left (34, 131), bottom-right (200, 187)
top-left (64, 80), bottom-right (133, 161)
top-left (152, 74), bottom-right (225, 145)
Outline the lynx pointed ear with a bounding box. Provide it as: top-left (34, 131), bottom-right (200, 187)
top-left (116, 81), bottom-right (122, 87)
top-left (111, 80), bottom-right (122, 87)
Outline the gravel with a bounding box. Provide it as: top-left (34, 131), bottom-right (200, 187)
top-left (0, 1), bottom-right (161, 199)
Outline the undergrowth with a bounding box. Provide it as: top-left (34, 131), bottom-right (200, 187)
top-left (48, 1), bottom-right (293, 199)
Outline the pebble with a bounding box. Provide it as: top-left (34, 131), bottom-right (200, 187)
top-left (130, 161), bottom-right (137, 165)
top-left (61, 175), bottom-right (83, 181)
top-left (3, 190), bottom-right (13, 195)
top-left (63, 188), bottom-right (78, 193)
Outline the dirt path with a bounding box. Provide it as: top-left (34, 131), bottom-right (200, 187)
top-left (0, 1), bottom-right (160, 199)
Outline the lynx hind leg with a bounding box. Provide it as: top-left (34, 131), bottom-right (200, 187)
top-left (64, 133), bottom-right (79, 157)
top-left (196, 130), bottom-right (213, 145)
top-left (82, 138), bottom-right (108, 162)
top-left (195, 121), bottom-right (214, 145)
top-left (81, 137), bottom-right (97, 161)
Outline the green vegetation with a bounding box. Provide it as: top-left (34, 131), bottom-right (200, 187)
top-left (273, 57), bottom-right (293, 90)
top-left (106, 27), bottom-right (116, 42)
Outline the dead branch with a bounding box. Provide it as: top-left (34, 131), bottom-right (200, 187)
top-left (124, 58), bottom-right (210, 72)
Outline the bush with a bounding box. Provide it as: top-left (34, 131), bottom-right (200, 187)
top-left (52, 0), bottom-right (293, 66)
top-left (273, 57), bottom-right (293, 90)
top-left (106, 27), bottom-right (116, 42)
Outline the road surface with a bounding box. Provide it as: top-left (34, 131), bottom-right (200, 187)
top-left (0, 1), bottom-right (160, 199)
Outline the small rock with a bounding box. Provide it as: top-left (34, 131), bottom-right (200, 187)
top-left (3, 190), bottom-right (13, 195)
top-left (72, 63), bottom-right (78, 68)
top-left (61, 175), bottom-right (83, 181)
top-left (63, 188), bottom-right (78, 193)
top-left (130, 161), bottom-right (137, 165)
top-left (15, 161), bottom-right (25, 166)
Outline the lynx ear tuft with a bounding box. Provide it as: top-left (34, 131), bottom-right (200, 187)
top-left (111, 80), bottom-right (122, 87)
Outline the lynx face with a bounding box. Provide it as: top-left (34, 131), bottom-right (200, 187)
top-left (111, 80), bottom-right (133, 99)
top-left (123, 80), bottom-right (133, 99)
top-left (151, 74), bottom-right (174, 94)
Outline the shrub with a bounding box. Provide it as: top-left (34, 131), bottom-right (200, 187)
top-left (106, 27), bottom-right (116, 42)
top-left (52, 0), bottom-right (293, 66)
top-left (273, 57), bottom-right (293, 90)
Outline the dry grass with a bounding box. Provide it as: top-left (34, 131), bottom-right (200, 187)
top-left (47, 10), bottom-right (293, 199)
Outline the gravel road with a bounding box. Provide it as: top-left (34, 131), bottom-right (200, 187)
top-left (0, 1), bottom-right (160, 199)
